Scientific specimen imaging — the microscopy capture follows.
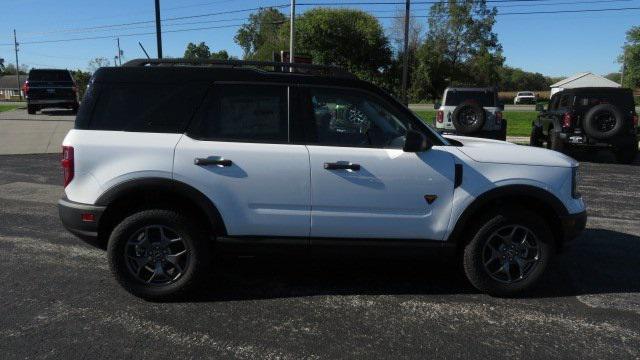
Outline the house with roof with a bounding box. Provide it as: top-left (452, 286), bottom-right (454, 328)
top-left (0, 74), bottom-right (27, 100)
top-left (550, 72), bottom-right (621, 97)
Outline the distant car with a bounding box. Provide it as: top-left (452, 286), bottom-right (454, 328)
top-left (514, 91), bottom-right (537, 105)
top-left (434, 87), bottom-right (506, 141)
top-left (23, 69), bottom-right (79, 115)
top-left (530, 87), bottom-right (638, 163)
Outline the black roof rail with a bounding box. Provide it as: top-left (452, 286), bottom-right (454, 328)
top-left (122, 58), bottom-right (356, 79)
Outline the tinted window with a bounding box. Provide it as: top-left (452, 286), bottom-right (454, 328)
top-left (445, 90), bottom-right (496, 107)
top-left (29, 70), bottom-right (72, 82)
top-left (88, 82), bottom-right (207, 133)
top-left (308, 87), bottom-right (408, 148)
top-left (559, 94), bottom-right (573, 108)
top-left (194, 84), bottom-right (288, 143)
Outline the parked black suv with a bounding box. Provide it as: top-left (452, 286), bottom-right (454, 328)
top-left (23, 69), bottom-right (79, 114)
top-left (530, 87), bottom-right (639, 163)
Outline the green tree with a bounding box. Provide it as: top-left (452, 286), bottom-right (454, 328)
top-left (412, 0), bottom-right (502, 99)
top-left (604, 72), bottom-right (622, 84)
top-left (88, 57), bottom-right (110, 73)
top-left (620, 26), bottom-right (640, 88)
top-left (234, 8), bottom-right (287, 60)
top-left (71, 70), bottom-right (91, 100)
top-left (184, 42), bottom-right (211, 59)
top-left (295, 8), bottom-right (392, 83)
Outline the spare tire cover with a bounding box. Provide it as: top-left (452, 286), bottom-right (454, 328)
top-left (452, 101), bottom-right (486, 134)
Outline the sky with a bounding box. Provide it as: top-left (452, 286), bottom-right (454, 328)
top-left (0, 0), bottom-right (638, 78)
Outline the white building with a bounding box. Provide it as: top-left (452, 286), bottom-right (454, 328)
top-left (550, 72), bottom-right (621, 97)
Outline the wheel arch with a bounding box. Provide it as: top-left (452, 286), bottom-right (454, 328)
top-left (95, 177), bottom-right (227, 247)
top-left (448, 185), bottom-right (569, 249)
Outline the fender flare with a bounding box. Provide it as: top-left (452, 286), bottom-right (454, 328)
top-left (447, 184), bottom-right (568, 245)
top-left (96, 177), bottom-right (227, 235)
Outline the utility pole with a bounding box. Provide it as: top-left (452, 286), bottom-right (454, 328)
top-left (401, 0), bottom-right (410, 105)
top-left (289, 0), bottom-right (295, 72)
top-left (116, 37), bottom-right (122, 66)
top-left (13, 29), bottom-right (22, 101)
top-left (154, 0), bottom-right (163, 59)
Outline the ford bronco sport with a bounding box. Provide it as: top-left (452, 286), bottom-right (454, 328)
top-left (434, 87), bottom-right (507, 141)
top-left (58, 59), bottom-right (586, 300)
top-left (531, 87), bottom-right (638, 163)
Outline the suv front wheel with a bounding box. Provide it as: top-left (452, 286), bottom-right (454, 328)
top-left (463, 207), bottom-right (554, 297)
top-left (107, 209), bottom-right (211, 300)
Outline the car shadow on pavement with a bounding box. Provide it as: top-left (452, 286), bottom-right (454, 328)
top-left (40, 109), bottom-right (77, 116)
top-left (569, 148), bottom-right (639, 166)
top-left (183, 228), bottom-right (640, 302)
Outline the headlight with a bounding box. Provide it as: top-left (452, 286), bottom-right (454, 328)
top-left (572, 166), bottom-right (581, 199)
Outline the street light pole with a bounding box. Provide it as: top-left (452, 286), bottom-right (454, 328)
top-left (13, 29), bottom-right (22, 101)
top-left (401, 0), bottom-right (411, 105)
top-left (289, 0), bottom-right (295, 72)
top-left (154, 0), bottom-right (163, 59)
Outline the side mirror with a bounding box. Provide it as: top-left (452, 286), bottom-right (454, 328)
top-left (433, 102), bottom-right (441, 110)
top-left (403, 130), bottom-right (433, 152)
top-left (535, 103), bottom-right (545, 112)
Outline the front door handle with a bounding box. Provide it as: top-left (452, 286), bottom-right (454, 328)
top-left (194, 156), bottom-right (233, 167)
top-left (324, 162), bottom-right (360, 171)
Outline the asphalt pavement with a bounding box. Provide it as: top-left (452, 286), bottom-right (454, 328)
top-left (0, 152), bottom-right (639, 359)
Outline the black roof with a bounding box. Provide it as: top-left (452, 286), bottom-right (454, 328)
top-left (557, 87), bottom-right (632, 94)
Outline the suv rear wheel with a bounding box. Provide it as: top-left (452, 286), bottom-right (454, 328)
top-left (107, 209), bottom-right (211, 300)
top-left (463, 207), bottom-right (554, 297)
top-left (27, 104), bottom-right (36, 115)
top-left (529, 125), bottom-right (543, 147)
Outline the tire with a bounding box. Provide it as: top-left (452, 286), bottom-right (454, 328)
top-left (530, 125), bottom-right (543, 147)
top-left (497, 119), bottom-right (507, 141)
top-left (463, 207), bottom-right (555, 297)
top-left (547, 129), bottom-right (565, 153)
top-left (107, 209), bottom-right (211, 300)
top-left (27, 104), bottom-right (36, 115)
top-left (452, 101), bottom-right (486, 135)
top-left (614, 141), bottom-right (639, 164)
top-left (583, 104), bottom-right (625, 140)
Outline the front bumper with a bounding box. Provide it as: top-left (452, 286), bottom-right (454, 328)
top-left (58, 197), bottom-right (105, 241)
top-left (560, 210), bottom-right (587, 245)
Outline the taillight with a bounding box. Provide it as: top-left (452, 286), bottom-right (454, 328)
top-left (61, 146), bottom-right (74, 187)
top-left (436, 110), bottom-right (444, 123)
top-left (22, 81), bottom-right (29, 95)
top-left (633, 113), bottom-right (638, 128)
top-left (562, 112), bottom-right (573, 128)
top-left (495, 111), bottom-right (503, 125)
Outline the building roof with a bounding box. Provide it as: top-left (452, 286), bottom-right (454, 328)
top-left (0, 75), bottom-right (28, 89)
top-left (550, 72), bottom-right (620, 89)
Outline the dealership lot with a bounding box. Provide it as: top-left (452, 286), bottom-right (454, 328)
top-left (0, 153), bottom-right (639, 359)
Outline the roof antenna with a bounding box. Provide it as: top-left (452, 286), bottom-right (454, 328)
top-left (138, 42), bottom-right (151, 59)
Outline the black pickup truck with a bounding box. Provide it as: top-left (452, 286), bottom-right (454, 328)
top-left (23, 69), bottom-right (79, 114)
top-left (530, 87), bottom-right (638, 163)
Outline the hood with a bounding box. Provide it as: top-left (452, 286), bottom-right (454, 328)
top-left (445, 135), bottom-right (578, 168)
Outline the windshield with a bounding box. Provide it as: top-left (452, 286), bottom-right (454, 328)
top-left (29, 70), bottom-right (72, 82)
top-left (445, 90), bottom-right (496, 107)
top-left (519, 92), bottom-right (534, 96)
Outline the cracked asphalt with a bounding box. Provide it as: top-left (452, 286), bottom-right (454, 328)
top-left (0, 152), bottom-right (638, 359)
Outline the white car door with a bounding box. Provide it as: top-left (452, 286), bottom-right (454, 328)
top-left (303, 87), bottom-right (456, 241)
top-left (173, 83), bottom-right (311, 237)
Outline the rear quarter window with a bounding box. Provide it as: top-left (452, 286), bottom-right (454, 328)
top-left (29, 70), bottom-right (72, 82)
top-left (80, 82), bottom-right (208, 133)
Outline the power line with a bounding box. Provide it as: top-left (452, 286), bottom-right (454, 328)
top-left (376, 5), bottom-right (640, 17)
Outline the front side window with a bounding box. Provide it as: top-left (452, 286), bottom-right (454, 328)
top-left (194, 84), bottom-right (288, 143)
top-left (308, 87), bottom-right (408, 148)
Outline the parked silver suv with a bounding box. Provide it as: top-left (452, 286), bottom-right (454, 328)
top-left (434, 87), bottom-right (507, 141)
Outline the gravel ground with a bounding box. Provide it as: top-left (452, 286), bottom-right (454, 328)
top-left (0, 153), bottom-right (638, 359)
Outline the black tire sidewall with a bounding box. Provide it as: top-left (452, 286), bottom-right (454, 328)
top-left (463, 208), bottom-right (555, 297)
top-left (107, 209), bottom-right (210, 300)
top-left (530, 125), bottom-right (543, 147)
top-left (452, 102), bottom-right (486, 134)
top-left (583, 104), bottom-right (625, 140)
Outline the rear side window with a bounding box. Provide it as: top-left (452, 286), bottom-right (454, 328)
top-left (445, 90), bottom-right (496, 107)
top-left (29, 70), bottom-right (72, 82)
top-left (559, 94), bottom-right (574, 108)
top-left (86, 82), bottom-right (208, 133)
top-left (192, 84), bottom-right (288, 143)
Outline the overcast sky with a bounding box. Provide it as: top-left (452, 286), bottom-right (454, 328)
top-left (0, 0), bottom-right (637, 77)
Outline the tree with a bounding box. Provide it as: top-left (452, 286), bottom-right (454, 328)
top-left (619, 26), bottom-right (640, 88)
top-left (211, 50), bottom-right (233, 60)
top-left (184, 42), bottom-right (211, 59)
top-left (412, 0), bottom-right (503, 99)
top-left (295, 8), bottom-right (392, 83)
top-left (71, 70), bottom-right (91, 100)
top-left (234, 8), bottom-right (287, 60)
top-left (604, 72), bottom-right (622, 84)
top-left (0, 63), bottom-right (28, 75)
top-left (88, 57), bottom-right (110, 73)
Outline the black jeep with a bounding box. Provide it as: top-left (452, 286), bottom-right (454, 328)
top-left (530, 87), bottom-right (638, 163)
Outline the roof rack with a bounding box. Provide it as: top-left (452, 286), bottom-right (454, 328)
top-left (122, 58), bottom-right (356, 79)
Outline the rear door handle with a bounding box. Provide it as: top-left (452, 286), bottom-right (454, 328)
top-left (324, 162), bottom-right (360, 171)
top-left (194, 156), bottom-right (233, 167)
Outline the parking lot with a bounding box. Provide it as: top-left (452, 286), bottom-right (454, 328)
top-left (0, 152), bottom-right (638, 359)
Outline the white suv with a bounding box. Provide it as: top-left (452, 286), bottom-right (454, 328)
top-left (58, 59), bottom-right (586, 300)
